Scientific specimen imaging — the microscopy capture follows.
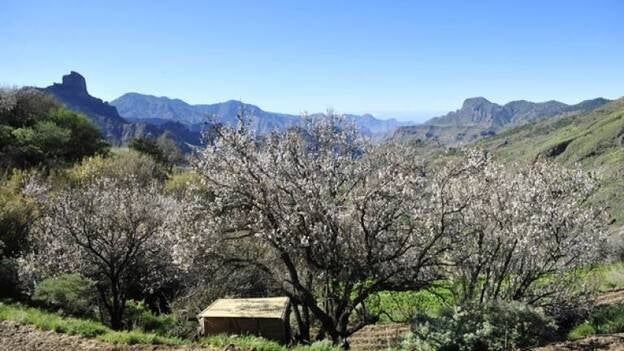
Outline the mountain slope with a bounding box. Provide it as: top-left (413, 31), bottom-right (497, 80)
top-left (111, 93), bottom-right (405, 137)
top-left (394, 97), bottom-right (611, 145)
top-left (41, 72), bottom-right (203, 148)
top-left (43, 71), bottom-right (128, 142)
top-left (479, 98), bottom-right (624, 224)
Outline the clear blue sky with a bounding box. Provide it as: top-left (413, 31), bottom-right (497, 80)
top-left (1, 0), bottom-right (622, 122)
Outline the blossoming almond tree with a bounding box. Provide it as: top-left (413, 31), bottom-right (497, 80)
top-left (435, 151), bottom-right (608, 307)
top-left (21, 176), bottom-right (179, 329)
top-left (177, 117), bottom-right (457, 345)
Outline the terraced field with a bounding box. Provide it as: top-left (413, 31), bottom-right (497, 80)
top-left (348, 323), bottom-right (410, 350)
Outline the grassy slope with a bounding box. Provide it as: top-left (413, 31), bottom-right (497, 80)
top-left (0, 302), bottom-right (341, 351)
top-left (0, 302), bottom-right (186, 346)
top-left (478, 98), bottom-right (624, 225)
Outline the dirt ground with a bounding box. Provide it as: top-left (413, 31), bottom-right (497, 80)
top-left (531, 334), bottom-right (624, 351)
top-left (0, 321), bottom-right (212, 351)
top-left (596, 289), bottom-right (624, 306)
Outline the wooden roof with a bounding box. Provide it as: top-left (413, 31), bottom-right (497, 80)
top-left (197, 297), bottom-right (290, 320)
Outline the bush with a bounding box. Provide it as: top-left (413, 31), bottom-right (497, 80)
top-left (199, 334), bottom-right (286, 351)
top-left (366, 288), bottom-right (454, 323)
top-left (96, 330), bottom-right (186, 346)
top-left (567, 303), bottom-right (624, 340)
top-left (292, 340), bottom-right (341, 351)
top-left (122, 299), bottom-right (197, 338)
top-left (33, 273), bottom-right (96, 317)
top-left (402, 301), bottom-right (558, 351)
top-left (0, 89), bottom-right (108, 170)
top-left (567, 322), bottom-right (596, 341)
top-left (69, 151), bottom-right (166, 185)
top-left (200, 334), bottom-right (341, 351)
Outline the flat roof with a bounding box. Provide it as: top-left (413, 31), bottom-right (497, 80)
top-left (197, 297), bottom-right (290, 319)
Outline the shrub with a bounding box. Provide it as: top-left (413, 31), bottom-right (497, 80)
top-left (68, 151), bottom-right (165, 185)
top-left (567, 322), bottom-right (596, 341)
top-left (0, 89), bottom-right (108, 170)
top-left (96, 330), bottom-right (186, 346)
top-left (366, 288), bottom-right (454, 323)
top-left (402, 301), bottom-right (558, 351)
top-left (592, 303), bottom-right (624, 334)
top-left (199, 334), bottom-right (286, 351)
top-left (33, 273), bottom-right (96, 317)
top-left (292, 340), bottom-right (341, 351)
top-left (122, 300), bottom-right (197, 339)
top-left (568, 303), bottom-right (624, 340)
top-left (163, 170), bottom-right (208, 199)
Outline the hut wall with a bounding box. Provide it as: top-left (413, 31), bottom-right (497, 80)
top-left (201, 317), bottom-right (287, 343)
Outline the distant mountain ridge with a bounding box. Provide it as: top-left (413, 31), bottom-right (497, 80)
top-left (394, 96), bottom-right (611, 145)
top-left (477, 98), bottom-right (624, 225)
top-left (111, 93), bottom-right (405, 137)
top-left (40, 71), bottom-right (611, 150)
top-left (41, 72), bottom-right (203, 149)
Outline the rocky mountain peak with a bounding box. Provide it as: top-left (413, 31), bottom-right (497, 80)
top-left (60, 71), bottom-right (88, 94)
top-left (461, 97), bottom-right (494, 110)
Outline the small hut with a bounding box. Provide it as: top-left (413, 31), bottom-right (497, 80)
top-left (197, 297), bottom-right (290, 343)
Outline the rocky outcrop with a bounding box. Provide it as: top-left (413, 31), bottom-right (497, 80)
top-left (394, 97), bottom-right (611, 145)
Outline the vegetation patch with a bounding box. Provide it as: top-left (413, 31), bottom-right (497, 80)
top-left (199, 334), bottom-right (340, 351)
top-left (567, 303), bottom-right (624, 341)
top-left (0, 302), bottom-right (187, 346)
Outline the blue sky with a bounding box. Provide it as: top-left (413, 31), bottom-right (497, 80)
top-left (1, 0), bottom-right (622, 122)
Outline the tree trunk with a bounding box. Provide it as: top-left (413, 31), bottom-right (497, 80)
top-left (109, 277), bottom-right (126, 330)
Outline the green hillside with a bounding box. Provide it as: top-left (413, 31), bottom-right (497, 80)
top-left (479, 98), bottom-right (624, 225)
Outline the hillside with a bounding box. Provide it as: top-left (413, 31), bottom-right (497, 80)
top-left (111, 93), bottom-right (406, 137)
top-left (41, 72), bottom-right (203, 149)
top-left (479, 98), bottom-right (624, 224)
top-left (394, 97), bottom-right (611, 145)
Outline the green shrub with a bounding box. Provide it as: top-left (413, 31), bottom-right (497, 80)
top-left (592, 304), bottom-right (624, 334)
top-left (96, 330), bottom-right (186, 346)
top-left (33, 273), bottom-right (96, 317)
top-left (200, 334), bottom-right (286, 351)
top-left (366, 287), bottom-right (454, 323)
top-left (123, 300), bottom-right (177, 335)
top-left (402, 301), bottom-right (558, 351)
top-left (0, 89), bottom-right (109, 170)
top-left (292, 340), bottom-right (341, 351)
top-left (568, 303), bottom-right (624, 340)
top-left (567, 322), bottom-right (596, 341)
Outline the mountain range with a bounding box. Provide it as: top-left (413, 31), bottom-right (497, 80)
top-left (40, 72), bottom-right (203, 149)
top-left (110, 93), bottom-right (405, 137)
top-left (477, 97), bottom-right (624, 226)
top-left (393, 96), bottom-right (611, 145)
top-left (39, 71), bottom-right (614, 155)
top-left (39, 72), bottom-right (408, 149)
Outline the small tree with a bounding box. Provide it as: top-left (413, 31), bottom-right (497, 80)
top-left (129, 134), bottom-right (182, 171)
top-left (437, 151), bottom-right (608, 307)
top-left (21, 176), bottom-right (179, 329)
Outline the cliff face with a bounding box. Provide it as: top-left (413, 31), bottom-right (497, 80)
top-left (43, 71), bottom-right (128, 143)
